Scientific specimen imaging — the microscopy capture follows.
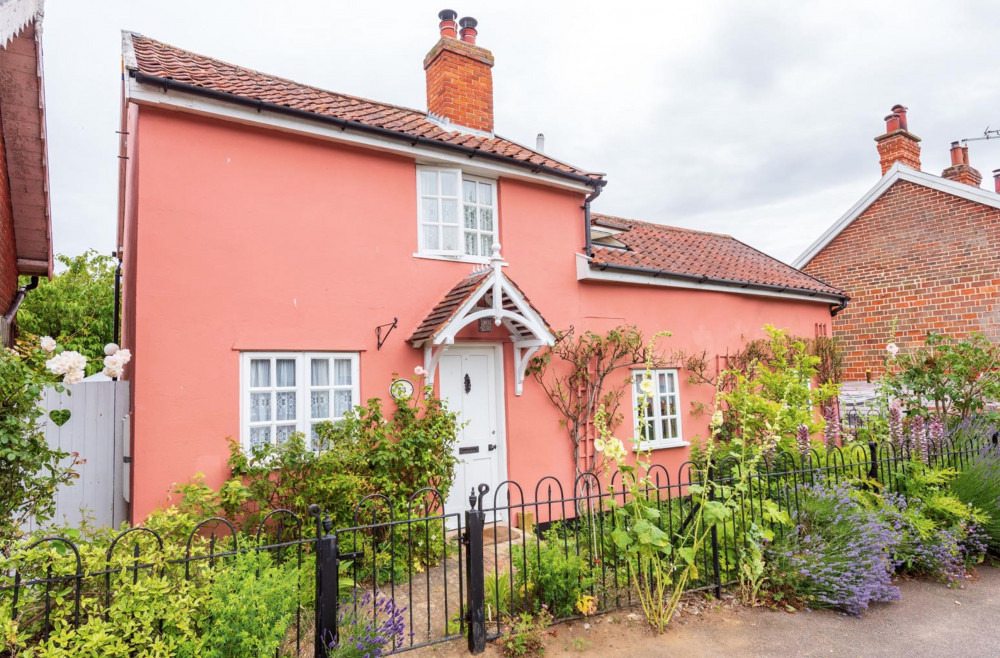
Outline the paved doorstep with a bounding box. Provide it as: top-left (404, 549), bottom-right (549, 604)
top-left (410, 566), bottom-right (1000, 657)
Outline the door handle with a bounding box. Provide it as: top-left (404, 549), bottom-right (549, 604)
top-left (488, 444), bottom-right (496, 451)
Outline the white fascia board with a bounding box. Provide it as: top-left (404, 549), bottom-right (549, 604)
top-left (126, 79), bottom-right (594, 195)
top-left (793, 163), bottom-right (1000, 268)
top-left (576, 253), bottom-right (842, 306)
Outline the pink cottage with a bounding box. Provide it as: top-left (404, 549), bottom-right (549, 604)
top-left (117, 13), bottom-right (846, 523)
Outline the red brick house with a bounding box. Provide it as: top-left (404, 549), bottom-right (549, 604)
top-left (0, 0), bottom-right (52, 346)
top-left (795, 105), bottom-right (1000, 382)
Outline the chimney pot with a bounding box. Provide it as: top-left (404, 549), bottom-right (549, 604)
top-left (950, 142), bottom-right (964, 166)
top-left (459, 16), bottom-right (478, 44)
top-left (438, 9), bottom-right (458, 38)
top-left (993, 169), bottom-right (1000, 194)
top-left (875, 104), bottom-right (921, 175)
top-left (536, 133), bottom-right (545, 152)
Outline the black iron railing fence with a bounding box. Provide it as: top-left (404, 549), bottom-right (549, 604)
top-left (2, 420), bottom-right (995, 657)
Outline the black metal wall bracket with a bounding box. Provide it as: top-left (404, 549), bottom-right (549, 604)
top-left (376, 318), bottom-right (398, 350)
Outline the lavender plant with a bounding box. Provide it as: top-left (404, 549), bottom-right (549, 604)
top-left (329, 591), bottom-right (408, 658)
top-left (767, 482), bottom-right (901, 615)
top-left (951, 444), bottom-right (1000, 550)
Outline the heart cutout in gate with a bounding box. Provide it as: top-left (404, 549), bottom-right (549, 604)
top-left (49, 409), bottom-right (72, 427)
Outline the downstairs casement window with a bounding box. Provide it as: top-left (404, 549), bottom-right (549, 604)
top-left (240, 352), bottom-right (359, 450)
top-left (417, 166), bottom-right (497, 259)
top-left (631, 369), bottom-right (685, 449)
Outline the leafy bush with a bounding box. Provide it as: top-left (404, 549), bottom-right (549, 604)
top-left (17, 251), bottom-right (116, 375)
top-left (499, 609), bottom-right (551, 657)
top-left (512, 526), bottom-right (594, 619)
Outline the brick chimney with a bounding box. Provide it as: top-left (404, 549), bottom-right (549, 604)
top-left (875, 105), bottom-right (921, 175)
top-left (424, 10), bottom-right (495, 133)
top-left (941, 141), bottom-right (983, 187)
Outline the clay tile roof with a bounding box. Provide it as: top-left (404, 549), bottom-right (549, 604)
top-left (590, 213), bottom-right (846, 299)
top-left (409, 268), bottom-right (554, 345)
top-left (126, 33), bottom-right (602, 181)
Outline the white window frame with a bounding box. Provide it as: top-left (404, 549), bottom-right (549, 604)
top-left (416, 165), bottom-right (498, 262)
top-left (631, 369), bottom-right (687, 450)
top-left (239, 352), bottom-right (360, 451)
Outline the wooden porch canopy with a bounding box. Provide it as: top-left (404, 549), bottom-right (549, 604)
top-left (409, 245), bottom-right (555, 395)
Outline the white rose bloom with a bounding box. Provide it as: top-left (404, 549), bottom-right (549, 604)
top-left (104, 343), bottom-right (120, 356)
top-left (40, 336), bottom-right (56, 353)
top-left (414, 365), bottom-right (427, 377)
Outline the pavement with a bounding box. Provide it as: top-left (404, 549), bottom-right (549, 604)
top-left (411, 565), bottom-right (1000, 657)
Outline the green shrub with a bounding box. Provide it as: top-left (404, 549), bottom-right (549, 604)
top-left (512, 526), bottom-right (593, 618)
top-left (499, 609), bottom-right (551, 657)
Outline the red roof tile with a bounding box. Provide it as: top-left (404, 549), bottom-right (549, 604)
top-left (590, 214), bottom-right (846, 299)
top-left (126, 34), bottom-right (601, 181)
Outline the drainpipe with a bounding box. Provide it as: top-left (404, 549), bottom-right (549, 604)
top-left (830, 299), bottom-right (848, 317)
top-left (3, 276), bottom-right (40, 333)
top-left (583, 180), bottom-right (607, 257)
top-left (113, 252), bottom-right (122, 346)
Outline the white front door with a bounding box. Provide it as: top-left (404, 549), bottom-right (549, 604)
top-left (440, 345), bottom-right (505, 518)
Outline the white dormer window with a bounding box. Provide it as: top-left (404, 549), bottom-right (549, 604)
top-left (417, 166), bottom-right (496, 260)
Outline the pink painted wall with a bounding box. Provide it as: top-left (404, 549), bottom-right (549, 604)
top-left (123, 107), bottom-right (832, 522)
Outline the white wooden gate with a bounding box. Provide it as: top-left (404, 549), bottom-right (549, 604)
top-left (29, 380), bottom-right (130, 531)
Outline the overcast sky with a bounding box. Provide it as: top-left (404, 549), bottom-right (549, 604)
top-left (42, 1), bottom-right (1000, 265)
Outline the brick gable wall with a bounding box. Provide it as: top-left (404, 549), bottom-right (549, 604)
top-left (804, 179), bottom-right (1000, 381)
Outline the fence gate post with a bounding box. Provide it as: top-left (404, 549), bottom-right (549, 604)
top-left (867, 440), bottom-right (879, 483)
top-left (465, 484), bottom-right (488, 654)
top-left (707, 466), bottom-right (722, 599)
top-left (311, 506), bottom-right (339, 658)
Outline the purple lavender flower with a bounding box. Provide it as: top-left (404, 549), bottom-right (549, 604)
top-left (330, 591), bottom-right (408, 658)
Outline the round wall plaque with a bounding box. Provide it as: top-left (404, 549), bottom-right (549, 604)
top-left (390, 378), bottom-right (415, 400)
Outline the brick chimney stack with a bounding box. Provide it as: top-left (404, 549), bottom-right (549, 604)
top-left (941, 141), bottom-right (983, 187)
top-left (424, 10), bottom-right (495, 133)
top-left (875, 105), bottom-right (921, 175)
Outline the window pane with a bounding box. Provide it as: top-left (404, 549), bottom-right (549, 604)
top-left (250, 393), bottom-right (271, 422)
top-left (334, 359), bottom-right (352, 386)
top-left (659, 395), bottom-right (669, 417)
top-left (658, 372), bottom-right (667, 394)
top-left (481, 234), bottom-right (493, 256)
top-left (442, 226), bottom-right (459, 251)
top-left (442, 199), bottom-right (459, 224)
top-left (250, 359), bottom-right (270, 387)
top-left (480, 207), bottom-right (493, 231)
top-left (311, 359), bottom-right (329, 387)
top-left (311, 390), bottom-right (330, 419)
top-left (423, 225), bottom-right (439, 250)
top-left (277, 360), bottom-right (296, 386)
top-left (420, 170), bottom-right (437, 195)
top-left (440, 171), bottom-right (458, 196)
top-left (421, 198), bottom-right (439, 222)
top-left (667, 373), bottom-right (676, 393)
top-left (464, 205), bottom-right (476, 229)
top-left (250, 426), bottom-right (271, 447)
top-left (463, 179), bottom-right (476, 203)
top-left (668, 418), bottom-right (678, 439)
top-left (334, 390), bottom-right (353, 417)
top-left (276, 424), bottom-right (295, 444)
top-left (465, 232), bottom-right (478, 256)
top-left (276, 391), bottom-right (296, 421)
top-left (478, 182), bottom-right (492, 205)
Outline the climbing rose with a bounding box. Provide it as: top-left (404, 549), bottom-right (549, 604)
top-left (413, 365), bottom-right (427, 377)
top-left (46, 350), bottom-right (87, 384)
top-left (102, 348), bottom-right (132, 379)
top-left (39, 336), bottom-right (56, 353)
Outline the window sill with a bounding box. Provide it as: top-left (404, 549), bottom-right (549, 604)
top-left (635, 440), bottom-right (690, 452)
top-left (412, 253), bottom-right (507, 266)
